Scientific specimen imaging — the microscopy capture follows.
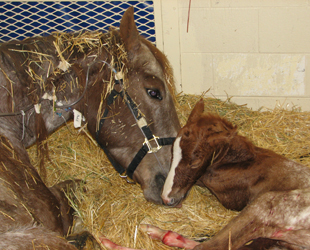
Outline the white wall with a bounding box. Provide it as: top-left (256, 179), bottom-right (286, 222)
top-left (154, 0), bottom-right (310, 111)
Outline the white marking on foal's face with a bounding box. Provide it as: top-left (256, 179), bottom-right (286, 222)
top-left (162, 136), bottom-right (182, 199)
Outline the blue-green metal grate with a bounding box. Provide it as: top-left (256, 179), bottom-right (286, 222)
top-left (0, 1), bottom-right (155, 43)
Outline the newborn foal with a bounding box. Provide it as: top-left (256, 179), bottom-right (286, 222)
top-left (157, 99), bottom-right (310, 250)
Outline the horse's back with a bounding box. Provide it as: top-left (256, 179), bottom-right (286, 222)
top-left (0, 34), bottom-right (57, 76)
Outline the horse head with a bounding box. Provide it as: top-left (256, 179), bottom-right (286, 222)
top-left (83, 7), bottom-right (180, 204)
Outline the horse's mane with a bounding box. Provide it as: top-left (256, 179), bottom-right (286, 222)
top-left (1, 28), bottom-right (176, 108)
top-left (53, 29), bottom-right (126, 98)
top-left (53, 29), bottom-right (177, 102)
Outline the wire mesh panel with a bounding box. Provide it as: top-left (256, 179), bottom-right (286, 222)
top-left (0, 1), bottom-right (155, 43)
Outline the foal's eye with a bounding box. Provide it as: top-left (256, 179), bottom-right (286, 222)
top-left (146, 89), bottom-right (162, 100)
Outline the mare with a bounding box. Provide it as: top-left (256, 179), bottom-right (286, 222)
top-left (0, 7), bottom-right (180, 249)
top-left (160, 99), bottom-right (310, 250)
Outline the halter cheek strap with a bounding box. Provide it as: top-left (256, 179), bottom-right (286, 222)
top-left (96, 83), bottom-right (125, 176)
top-left (96, 79), bottom-right (175, 180)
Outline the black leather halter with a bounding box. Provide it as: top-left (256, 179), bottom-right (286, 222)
top-left (96, 78), bottom-right (175, 181)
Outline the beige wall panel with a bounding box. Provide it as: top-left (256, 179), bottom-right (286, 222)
top-left (157, 0), bottom-right (310, 110)
top-left (153, 0), bottom-right (163, 51)
top-left (160, 0), bottom-right (182, 92)
top-left (306, 55), bottom-right (310, 97)
top-left (211, 0), bottom-right (308, 7)
top-left (178, 0), bottom-right (211, 8)
top-left (213, 54), bottom-right (307, 96)
top-left (180, 8), bottom-right (259, 53)
top-left (259, 8), bottom-right (310, 53)
top-left (181, 53), bottom-right (213, 94)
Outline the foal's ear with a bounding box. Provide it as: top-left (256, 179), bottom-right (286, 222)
top-left (120, 7), bottom-right (141, 55)
top-left (188, 99), bottom-right (204, 123)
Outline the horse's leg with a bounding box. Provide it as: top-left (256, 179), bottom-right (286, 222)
top-left (140, 224), bottom-right (199, 249)
top-left (0, 135), bottom-right (76, 235)
top-left (141, 225), bottom-right (304, 250)
top-left (49, 179), bottom-right (85, 235)
top-left (0, 226), bottom-right (78, 250)
top-left (141, 224), bottom-right (301, 250)
top-left (52, 181), bottom-right (105, 250)
top-left (143, 189), bottom-right (310, 250)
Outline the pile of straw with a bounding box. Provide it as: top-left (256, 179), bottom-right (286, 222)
top-left (27, 94), bottom-right (310, 249)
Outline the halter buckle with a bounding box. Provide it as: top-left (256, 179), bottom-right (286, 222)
top-left (119, 174), bottom-right (136, 184)
top-left (144, 136), bottom-right (162, 153)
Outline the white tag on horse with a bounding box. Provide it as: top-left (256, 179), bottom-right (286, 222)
top-left (34, 103), bottom-right (41, 114)
top-left (58, 60), bottom-right (71, 72)
top-left (73, 109), bottom-right (83, 128)
top-left (115, 71), bottom-right (123, 80)
top-left (42, 92), bottom-right (53, 101)
top-left (137, 117), bottom-right (147, 129)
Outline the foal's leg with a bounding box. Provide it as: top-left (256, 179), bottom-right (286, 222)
top-left (140, 224), bottom-right (199, 249)
top-left (99, 235), bottom-right (146, 250)
top-left (194, 188), bottom-right (310, 250)
top-left (142, 189), bottom-right (310, 250)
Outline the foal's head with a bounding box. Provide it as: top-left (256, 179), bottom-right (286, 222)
top-left (161, 99), bottom-right (238, 207)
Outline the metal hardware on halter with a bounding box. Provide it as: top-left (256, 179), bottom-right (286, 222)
top-left (119, 174), bottom-right (136, 184)
top-left (144, 136), bottom-right (162, 153)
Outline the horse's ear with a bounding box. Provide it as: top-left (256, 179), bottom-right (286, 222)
top-left (188, 99), bottom-right (204, 123)
top-left (120, 7), bottom-right (141, 56)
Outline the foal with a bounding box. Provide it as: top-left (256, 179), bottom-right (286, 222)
top-left (157, 99), bottom-right (310, 249)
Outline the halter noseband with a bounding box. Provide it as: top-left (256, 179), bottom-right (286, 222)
top-left (95, 78), bottom-right (175, 181)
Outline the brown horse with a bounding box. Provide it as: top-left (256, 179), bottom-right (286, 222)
top-left (159, 99), bottom-right (310, 250)
top-left (0, 7), bottom-right (180, 249)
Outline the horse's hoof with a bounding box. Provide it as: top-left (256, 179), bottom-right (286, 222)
top-left (67, 231), bottom-right (100, 250)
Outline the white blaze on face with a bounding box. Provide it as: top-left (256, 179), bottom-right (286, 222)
top-left (162, 136), bottom-right (182, 199)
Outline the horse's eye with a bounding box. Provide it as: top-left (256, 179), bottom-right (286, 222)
top-left (147, 89), bottom-right (162, 100)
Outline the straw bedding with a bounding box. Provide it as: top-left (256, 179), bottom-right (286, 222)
top-left (26, 93), bottom-right (310, 249)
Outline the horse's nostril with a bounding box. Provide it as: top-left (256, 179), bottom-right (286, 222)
top-left (162, 196), bottom-right (174, 206)
top-left (167, 198), bottom-right (175, 206)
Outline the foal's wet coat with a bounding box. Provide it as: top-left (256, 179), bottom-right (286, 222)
top-left (162, 99), bottom-right (310, 250)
